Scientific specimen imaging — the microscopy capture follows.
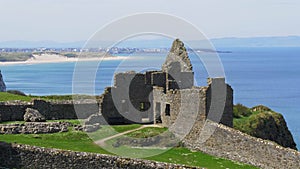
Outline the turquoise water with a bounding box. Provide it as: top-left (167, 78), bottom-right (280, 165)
top-left (1, 47), bottom-right (300, 149)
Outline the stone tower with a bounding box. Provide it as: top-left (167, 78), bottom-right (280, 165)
top-left (0, 70), bottom-right (6, 92)
top-left (162, 38), bottom-right (193, 72)
top-left (162, 39), bottom-right (194, 90)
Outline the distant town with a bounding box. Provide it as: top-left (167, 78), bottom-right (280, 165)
top-left (0, 47), bottom-right (230, 55)
top-left (0, 47), bottom-right (170, 54)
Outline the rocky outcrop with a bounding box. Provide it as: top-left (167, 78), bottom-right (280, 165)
top-left (248, 109), bottom-right (296, 150)
top-left (234, 105), bottom-right (297, 150)
top-left (0, 70), bottom-right (6, 92)
top-left (24, 108), bottom-right (46, 122)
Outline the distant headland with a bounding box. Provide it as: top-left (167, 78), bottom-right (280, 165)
top-left (0, 52), bottom-right (126, 65)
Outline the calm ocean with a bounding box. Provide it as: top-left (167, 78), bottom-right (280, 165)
top-left (1, 47), bottom-right (300, 149)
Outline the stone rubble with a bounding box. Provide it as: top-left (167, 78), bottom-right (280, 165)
top-left (24, 108), bottom-right (46, 122)
top-left (0, 122), bottom-right (70, 134)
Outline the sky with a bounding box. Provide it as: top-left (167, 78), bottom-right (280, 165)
top-left (0, 0), bottom-right (300, 42)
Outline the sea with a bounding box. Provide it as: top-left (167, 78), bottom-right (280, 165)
top-left (0, 47), bottom-right (300, 149)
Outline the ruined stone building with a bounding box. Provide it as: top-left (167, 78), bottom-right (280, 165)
top-left (93, 39), bottom-right (233, 127)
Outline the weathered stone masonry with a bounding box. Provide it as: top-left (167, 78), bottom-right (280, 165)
top-left (0, 100), bottom-right (98, 122)
top-left (0, 142), bottom-right (199, 169)
top-left (183, 120), bottom-right (300, 169)
top-left (95, 39), bottom-right (233, 127)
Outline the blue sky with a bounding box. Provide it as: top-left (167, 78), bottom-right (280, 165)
top-left (0, 0), bottom-right (299, 42)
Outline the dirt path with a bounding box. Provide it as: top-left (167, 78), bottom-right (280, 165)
top-left (95, 124), bottom-right (161, 147)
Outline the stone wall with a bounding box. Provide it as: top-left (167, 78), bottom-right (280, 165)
top-left (103, 71), bottom-right (156, 124)
top-left (0, 122), bottom-right (70, 134)
top-left (34, 100), bottom-right (98, 120)
top-left (0, 100), bottom-right (98, 122)
top-left (0, 101), bottom-right (32, 122)
top-left (183, 120), bottom-right (300, 169)
top-left (100, 87), bottom-right (129, 124)
top-left (0, 142), bottom-right (198, 169)
top-left (206, 78), bottom-right (233, 127)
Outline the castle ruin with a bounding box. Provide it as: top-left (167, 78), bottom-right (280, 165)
top-left (93, 39), bottom-right (233, 128)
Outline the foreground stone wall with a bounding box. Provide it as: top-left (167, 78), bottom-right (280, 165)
top-left (0, 100), bottom-right (98, 122)
top-left (0, 142), bottom-right (198, 169)
top-left (183, 120), bottom-right (300, 169)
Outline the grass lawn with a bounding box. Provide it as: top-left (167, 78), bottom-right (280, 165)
top-left (0, 123), bottom-right (141, 154)
top-left (0, 92), bottom-right (32, 102)
top-left (89, 124), bottom-right (142, 140)
top-left (0, 129), bottom-right (109, 154)
top-left (126, 127), bottom-right (168, 138)
top-left (148, 148), bottom-right (257, 169)
top-left (0, 92), bottom-right (99, 102)
top-left (0, 123), bottom-right (258, 169)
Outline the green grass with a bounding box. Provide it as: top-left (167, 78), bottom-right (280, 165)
top-left (0, 92), bottom-right (33, 102)
top-left (0, 129), bottom-right (109, 154)
top-left (35, 94), bottom-right (100, 101)
top-left (0, 92), bottom-right (100, 102)
top-left (89, 124), bottom-right (142, 140)
top-left (148, 148), bottom-right (257, 169)
top-left (233, 104), bottom-right (282, 135)
top-left (0, 124), bottom-right (141, 154)
top-left (113, 124), bottom-right (141, 133)
top-left (0, 124), bottom-right (258, 169)
top-left (126, 127), bottom-right (167, 138)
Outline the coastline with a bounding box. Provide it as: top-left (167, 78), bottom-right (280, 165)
top-left (0, 54), bottom-right (127, 66)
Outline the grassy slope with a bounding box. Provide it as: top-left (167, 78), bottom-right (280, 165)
top-left (0, 92), bottom-right (33, 102)
top-left (233, 104), bottom-right (281, 135)
top-left (0, 122), bottom-right (141, 154)
top-left (125, 128), bottom-right (257, 168)
top-left (0, 122), bottom-right (257, 169)
top-left (148, 148), bottom-right (256, 169)
top-left (0, 92), bottom-right (99, 102)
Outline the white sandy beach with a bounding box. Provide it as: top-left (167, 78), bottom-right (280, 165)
top-left (0, 54), bottom-right (127, 66)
